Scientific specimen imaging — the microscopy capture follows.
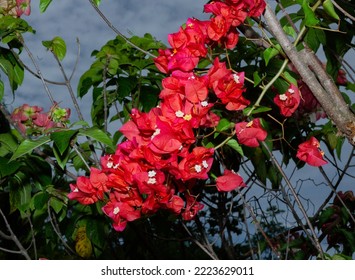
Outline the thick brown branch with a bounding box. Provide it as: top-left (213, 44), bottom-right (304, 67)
top-left (263, 4), bottom-right (355, 146)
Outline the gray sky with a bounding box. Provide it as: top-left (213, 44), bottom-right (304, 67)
top-left (4, 0), bottom-right (209, 115)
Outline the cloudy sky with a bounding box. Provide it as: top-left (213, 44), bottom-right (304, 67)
top-left (4, 0), bottom-right (209, 115)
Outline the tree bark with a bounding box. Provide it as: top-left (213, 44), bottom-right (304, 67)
top-left (263, 4), bottom-right (355, 146)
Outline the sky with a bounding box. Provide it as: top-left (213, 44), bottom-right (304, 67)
top-left (3, 0), bottom-right (209, 115)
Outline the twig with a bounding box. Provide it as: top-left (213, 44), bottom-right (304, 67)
top-left (88, 0), bottom-right (156, 58)
top-left (47, 201), bottom-right (77, 256)
top-left (102, 56), bottom-right (110, 135)
top-left (0, 208), bottom-right (31, 259)
top-left (69, 38), bottom-right (81, 81)
top-left (236, 188), bottom-right (282, 259)
top-left (331, 0), bottom-right (355, 21)
top-left (182, 223), bottom-right (219, 260)
top-left (260, 141), bottom-right (324, 259)
top-left (27, 214), bottom-right (37, 260)
top-left (51, 51), bottom-right (101, 167)
top-left (18, 35), bottom-right (55, 105)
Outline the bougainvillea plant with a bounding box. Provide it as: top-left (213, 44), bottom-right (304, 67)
top-left (0, 0), bottom-right (354, 260)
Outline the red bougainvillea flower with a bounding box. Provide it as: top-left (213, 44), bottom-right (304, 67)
top-left (235, 118), bottom-right (267, 147)
top-left (296, 81), bottom-right (326, 121)
top-left (336, 69), bottom-right (347, 85)
top-left (216, 169), bottom-right (246, 192)
top-left (166, 195), bottom-right (185, 214)
top-left (296, 137), bottom-right (328, 167)
top-left (274, 84), bottom-right (301, 117)
top-left (247, 0), bottom-right (267, 17)
top-left (102, 191), bottom-right (142, 232)
top-left (181, 194), bottom-right (204, 221)
top-left (68, 167), bottom-right (108, 205)
top-left (177, 147), bottom-right (214, 180)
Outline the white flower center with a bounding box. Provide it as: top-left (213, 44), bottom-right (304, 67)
top-left (288, 88), bottom-right (295, 94)
top-left (194, 164), bottom-right (202, 173)
top-left (113, 207), bottom-right (120, 215)
top-left (106, 161), bottom-right (113, 168)
top-left (279, 94), bottom-right (288, 101)
top-left (147, 178), bottom-right (157, 184)
top-left (201, 101), bottom-right (208, 107)
top-left (202, 160), bottom-right (209, 169)
top-left (151, 128), bottom-right (161, 139)
top-left (233, 74), bottom-right (240, 83)
top-left (148, 170), bottom-right (157, 177)
top-left (73, 187), bottom-right (79, 193)
top-left (175, 110), bottom-right (184, 118)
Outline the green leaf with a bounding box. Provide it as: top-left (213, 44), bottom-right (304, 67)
top-left (263, 45), bottom-right (281, 66)
top-left (31, 192), bottom-right (49, 210)
top-left (346, 82), bottom-right (355, 92)
top-left (50, 197), bottom-right (65, 214)
top-left (92, 0), bottom-right (102, 6)
top-left (243, 106), bottom-right (272, 116)
top-left (0, 157), bottom-right (21, 178)
top-left (302, 0), bottom-right (319, 27)
top-left (253, 71), bottom-right (262, 87)
top-left (283, 71), bottom-right (298, 85)
top-left (0, 58), bottom-right (14, 90)
top-left (39, 0), bottom-right (53, 13)
top-left (304, 28), bottom-right (325, 52)
top-left (42, 36), bottom-right (67, 61)
top-left (217, 118), bottom-right (233, 132)
top-left (140, 85), bottom-right (159, 112)
top-left (53, 144), bottom-right (71, 170)
top-left (0, 133), bottom-right (18, 155)
top-left (79, 127), bottom-right (115, 150)
top-left (50, 130), bottom-right (78, 155)
top-left (10, 136), bottom-right (51, 161)
top-left (283, 25), bottom-right (297, 39)
top-left (226, 139), bottom-right (244, 156)
top-left (9, 181), bottom-right (32, 213)
top-left (323, 0), bottom-right (340, 21)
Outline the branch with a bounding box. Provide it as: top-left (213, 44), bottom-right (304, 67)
top-left (263, 4), bottom-right (355, 146)
top-left (261, 141), bottom-right (325, 259)
top-left (88, 0), bottom-right (157, 58)
top-left (0, 208), bottom-right (31, 260)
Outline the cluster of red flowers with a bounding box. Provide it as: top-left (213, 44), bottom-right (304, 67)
top-left (68, 0), bottom-right (328, 231)
top-left (11, 103), bottom-right (70, 135)
top-left (68, 0), bottom-right (268, 231)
